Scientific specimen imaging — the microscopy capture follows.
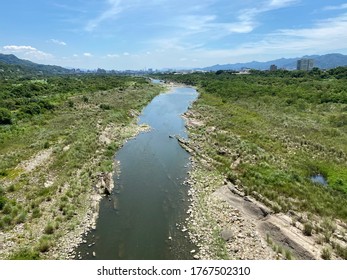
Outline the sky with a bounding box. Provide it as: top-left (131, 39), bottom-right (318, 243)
top-left (1, 0), bottom-right (347, 70)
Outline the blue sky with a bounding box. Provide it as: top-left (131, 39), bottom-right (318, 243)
top-left (1, 0), bottom-right (347, 70)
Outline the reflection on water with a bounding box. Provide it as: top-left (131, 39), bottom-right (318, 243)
top-left (311, 174), bottom-right (328, 186)
top-left (75, 87), bottom-right (198, 259)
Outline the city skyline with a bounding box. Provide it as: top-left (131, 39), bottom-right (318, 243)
top-left (1, 0), bottom-right (347, 70)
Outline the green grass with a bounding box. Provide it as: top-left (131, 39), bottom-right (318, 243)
top-left (185, 76), bottom-right (347, 220)
top-left (155, 71), bottom-right (347, 259)
top-left (0, 75), bottom-right (162, 259)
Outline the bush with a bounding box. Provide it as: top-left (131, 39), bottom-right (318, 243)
top-left (321, 247), bottom-right (331, 260)
top-left (82, 95), bottom-right (89, 103)
top-left (20, 103), bottom-right (42, 115)
top-left (32, 208), bottom-right (41, 219)
top-left (0, 108), bottom-right (12, 125)
top-left (44, 223), bottom-right (55, 235)
top-left (100, 103), bottom-right (111, 110)
top-left (2, 204), bottom-right (12, 214)
top-left (0, 196), bottom-right (7, 210)
top-left (16, 211), bottom-right (27, 224)
top-left (10, 248), bottom-right (40, 260)
top-left (38, 236), bottom-right (52, 253)
top-left (67, 100), bottom-right (74, 108)
top-left (303, 222), bottom-right (313, 236)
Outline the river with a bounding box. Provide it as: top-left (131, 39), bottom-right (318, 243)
top-left (75, 84), bottom-right (198, 259)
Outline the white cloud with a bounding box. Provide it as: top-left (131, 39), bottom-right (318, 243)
top-left (323, 3), bottom-right (347, 11)
top-left (195, 10), bottom-right (347, 63)
top-left (83, 52), bottom-right (92, 57)
top-left (3, 45), bottom-right (37, 51)
top-left (123, 52), bottom-right (130, 56)
top-left (2, 45), bottom-right (53, 61)
top-left (268, 0), bottom-right (298, 9)
top-left (107, 54), bottom-right (120, 58)
top-left (50, 39), bottom-right (67, 46)
top-left (85, 0), bottom-right (123, 31)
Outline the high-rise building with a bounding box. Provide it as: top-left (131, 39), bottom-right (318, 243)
top-left (297, 59), bottom-right (314, 71)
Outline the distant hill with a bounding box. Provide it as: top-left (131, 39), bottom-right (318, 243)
top-left (0, 53), bottom-right (72, 75)
top-left (201, 53), bottom-right (347, 71)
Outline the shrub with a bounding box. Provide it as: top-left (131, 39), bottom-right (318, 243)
top-left (32, 208), bottom-right (41, 219)
top-left (82, 95), bottom-right (89, 103)
top-left (10, 248), bottom-right (40, 260)
top-left (285, 249), bottom-right (293, 260)
top-left (0, 108), bottom-right (12, 125)
top-left (38, 236), bottom-right (52, 253)
top-left (16, 211), bottom-right (27, 224)
top-left (0, 196), bottom-right (6, 210)
top-left (303, 222), bottom-right (313, 236)
top-left (2, 204), bottom-right (12, 214)
top-left (100, 103), bottom-right (111, 110)
top-left (44, 223), bottom-right (55, 235)
top-left (321, 247), bottom-right (331, 260)
top-left (20, 103), bottom-right (42, 115)
top-left (67, 100), bottom-right (74, 108)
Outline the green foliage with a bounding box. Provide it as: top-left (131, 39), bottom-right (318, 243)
top-left (15, 211), bottom-right (27, 224)
top-left (303, 223), bottom-right (314, 236)
top-left (32, 207), bottom-right (41, 219)
top-left (155, 69), bottom-right (347, 221)
top-left (82, 95), bottom-right (89, 103)
top-left (0, 108), bottom-right (12, 125)
top-left (321, 247), bottom-right (331, 260)
top-left (44, 222), bottom-right (55, 235)
top-left (0, 196), bottom-right (6, 210)
top-left (0, 73), bottom-right (163, 258)
top-left (100, 103), bottom-right (112, 110)
top-left (9, 248), bottom-right (40, 260)
top-left (37, 235), bottom-right (52, 253)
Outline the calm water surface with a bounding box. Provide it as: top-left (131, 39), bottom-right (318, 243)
top-left (76, 86), bottom-right (198, 259)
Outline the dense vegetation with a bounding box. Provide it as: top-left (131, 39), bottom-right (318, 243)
top-left (155, 69), bottom-right (347, 258)
top-left (0, 54), bottom-right (73, 75)
top-left (0, 73), bottom-right (161, 259)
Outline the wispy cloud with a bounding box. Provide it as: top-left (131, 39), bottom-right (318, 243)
top-left (2, 45), bottom-right (53, 60)
top-left (196, 9), bottom-right (347, 62)
top-left (323, 3), bottom-right (347, 11)
top-left (145, 0), bottom-right (299, 54)
top-left (83, 52), bottom-right (93, 57)
top-left (268, 0), bottom-right (299, 9)
top-left (107, 54), bottom-right (120, 58)
top-left (85, 0), bottom-right (123, 31)
top-left (50, 39), bottom-right (67, 46)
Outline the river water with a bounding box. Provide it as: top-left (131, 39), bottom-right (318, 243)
top-left (76, 85), bottom-right (198, 259)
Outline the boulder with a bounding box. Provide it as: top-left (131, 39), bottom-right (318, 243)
top-left (220, 229), bottom-right (234, 241)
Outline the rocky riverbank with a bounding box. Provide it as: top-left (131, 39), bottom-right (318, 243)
top-left (0, 81), bottom-right (161, 260)
top-left (181, 104), bottom-right (347, 260)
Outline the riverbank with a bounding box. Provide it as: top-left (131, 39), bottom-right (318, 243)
top-left (73, 83), bottom-right (198, 260)
top-left (177, 83), bottom-right (347, 260)
top-left (0, 78), bottom-right (162, 259)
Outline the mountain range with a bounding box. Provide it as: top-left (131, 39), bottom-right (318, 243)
top-left (1, 53), bottom-right (347, 74)
top-left (201, 53), bottom-right (347, 71)
top-left (0, 53), bottom-right (72, 75)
